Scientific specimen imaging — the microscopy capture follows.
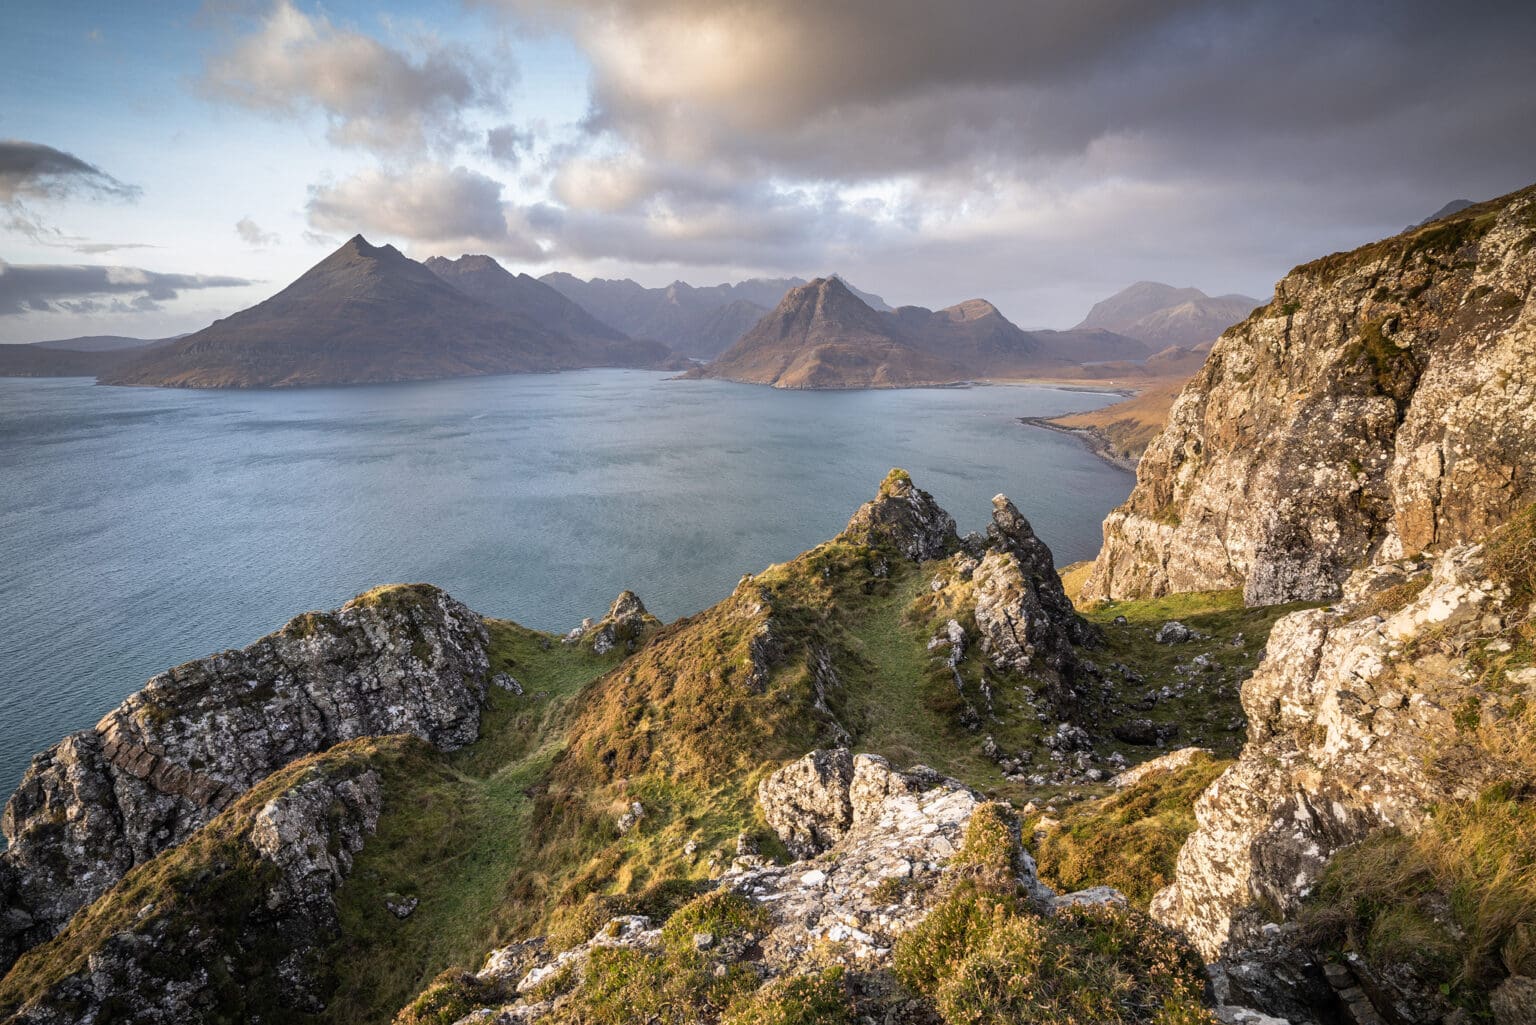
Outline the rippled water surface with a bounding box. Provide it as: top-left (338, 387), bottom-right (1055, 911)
top-left (0, 370), bottom-right (1131, 798)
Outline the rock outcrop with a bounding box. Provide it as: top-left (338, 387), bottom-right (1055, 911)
top-left (838, 469), bottom-right (959, 562)
top-left (0, 741), bottom-right (393, 1024)
top-left (1087, 183), bottom-right (1536, 605)
top-left (569, 590), bottom-right (663, 655)
top-left (0, 584), bottom-right (492, 973)
top-left (973, 494), bottom-right (1099, 680)
top-left (1153, 542), bottom-right (1521, 960)
top-left (445, 749), bottom-right (1085, 1023)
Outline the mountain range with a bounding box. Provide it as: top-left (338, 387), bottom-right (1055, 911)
top-left (98, 237), bottom-right (675, 388)
top-left (540, 272), bottom-right (893, 359)
top-left (2, 244), bottom-right (1257, 392)
top-left (687, 276), bottom-right (1151, 388)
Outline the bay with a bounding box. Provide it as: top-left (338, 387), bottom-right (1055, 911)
top-left (0, 370), bottom-right (1131, 798)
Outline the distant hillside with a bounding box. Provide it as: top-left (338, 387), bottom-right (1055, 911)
top-left (1075, 281), bottom-right (1259, 348)
top-left (29, 335), bottom-right (168, 352)
top-left (1407, 198), bottom-right (1474, 230)
top-left (0, 344), bottom-right (160, 378)
top-left (540, 272), bottom-right (891, 360)
top-left (690, 277), bottom-right (1148, 389)
top-left (100, 237), bottom-right (674, 389)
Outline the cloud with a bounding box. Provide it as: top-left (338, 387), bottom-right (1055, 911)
top-left (201, 1), bottom-right (509, 154)
top-left (0, 140), bottom-right (140, 205)
top-left (468, 0), bottom-right (1536, 321)
top-left (486, 123), bottom-right (534, 167)
top-left (0, 140), bottom-right (142, 242)
top-left (0, 260), bottom-right (251, 316)
top-left (235, 216), bottom-right (280, 248)
top-left (305, 164), bottom-right (543, 259)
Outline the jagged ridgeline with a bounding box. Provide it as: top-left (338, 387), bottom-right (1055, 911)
top-left (0, 469), bottom-right (1252, 1024)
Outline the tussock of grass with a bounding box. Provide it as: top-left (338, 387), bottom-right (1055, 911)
top-left (720, 969), bottom-right (850, 1025)
top-left (1032, 753), bottom-right (1230, 905)
top-left (1300, 783), bottom-right (1536, 1010)
top-left (892, 801), bottom-right (1212, 1025)
top-left (534, 891), bottom-right (792, 1025)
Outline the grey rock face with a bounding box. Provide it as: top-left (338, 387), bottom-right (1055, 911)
top-left (839, 470), bottom-right (958, 561)
top-left (757, 748), bottom-right (855, 858)
top-left (971, 495), bottom-right (1094, 693)
top-left (1087, 185), bottom-right (1536, 605)
top-left (5, 760), bottom-right (384, 1024)
top-left (586, 590), bottom-right (662, 655)
top-left (1153, 545), bottom-right (1514, 960)
top-left (1493, 976), bottom-right (1536, 1025)
top-left (0, 583), bottom-right (492, 972)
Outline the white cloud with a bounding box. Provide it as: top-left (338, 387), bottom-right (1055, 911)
top-left (201, 1), bottom-right (509, 155)
top-left (235, 216), bottom-right (280, 248)
top-left (305, 164), bottom-right (543, 260)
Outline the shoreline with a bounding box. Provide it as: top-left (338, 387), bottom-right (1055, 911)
top-left (1018, 416), bottom-right (1138, 473)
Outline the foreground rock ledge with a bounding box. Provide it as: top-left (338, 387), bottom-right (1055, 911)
top-left (0, 583), bottom-right (494, 973)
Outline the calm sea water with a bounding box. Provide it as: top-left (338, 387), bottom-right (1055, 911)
top-left (0, 371), bottom-right (1130, 800)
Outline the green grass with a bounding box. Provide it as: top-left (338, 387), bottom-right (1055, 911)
top-left (1078, 589), bottom-right (1318, 760)
top-left (1299, 784), bottom-right (1536, 1012)
top-left (322, 620), bottom-right (621, 1025)
top-left (1031, 752), bottom-right (1231, 905)
top-left (892, 801), bottom-right (1213, 1025)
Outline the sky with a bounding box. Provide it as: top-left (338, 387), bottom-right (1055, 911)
top-left (2, 0), bottom-right (1535, 343)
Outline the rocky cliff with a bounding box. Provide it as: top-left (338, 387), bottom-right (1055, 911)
top-left (1152, 505), bottom-right (1536, 1021)
top-left (0, 737), bottom-right (416, 1024)
top-left (1086, 184), bottom-right (1536, 605)
top-left (0, 583), bottom-right (495, 974)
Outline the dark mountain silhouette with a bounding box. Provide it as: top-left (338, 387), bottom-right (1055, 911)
top-left (100, 237), bottom-right (674, 388)
top-left (690, 278), bottom-right (1147, 388)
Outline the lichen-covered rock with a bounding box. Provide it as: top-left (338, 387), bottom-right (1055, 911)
top-left (0, 743), bottom-right (388, 1024)
top-left (839, 469), bottom-right (958, 561)
top-left (757, 748), bottom-right (855, 858)
top-left (1087, 184), bottom-right (1536, 605)
top-left (584, 591), bottom-right (662, 655)
top-left (0, 583), bottom-right (492, 972)
top-left (1493, 975), bottom-right (1536, 1025)
top-left (1152, 544), bottom-right (1515, 959)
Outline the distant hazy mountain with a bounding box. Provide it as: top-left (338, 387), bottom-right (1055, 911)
top-left (1407, 199), bottom-right (1474, 231)
top-left (29, 335), bottom-right (169, 352)
top-left (101, 236), bottom-right (673, 389)
top-left (690, 277), bottom-right (1148, 389)
top-left (422, 255), bottom-right (633, 347)
top-left (540, 272), bottom-right (891, 360)
top-left (1075, 281), bottom-right (1260, 348)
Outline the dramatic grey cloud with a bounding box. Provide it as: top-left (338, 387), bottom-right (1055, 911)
top-left (0, 140), bottom-right (142, 242)
top-left (0, 140), bottom-right (140, 205)
top-left (305, 164), bottom-right (544, 259)
top-left (0, 260), bottom-right (252, 316)
top-left (235, 216), bottom-right (280, 248)
top-left (472, 0), bottom-right (1536, 321)
top-left (201, 1), bottom-right (509, 154)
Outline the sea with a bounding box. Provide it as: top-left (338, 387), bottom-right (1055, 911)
top-left (0, 370), bottom-right (1133, 800)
